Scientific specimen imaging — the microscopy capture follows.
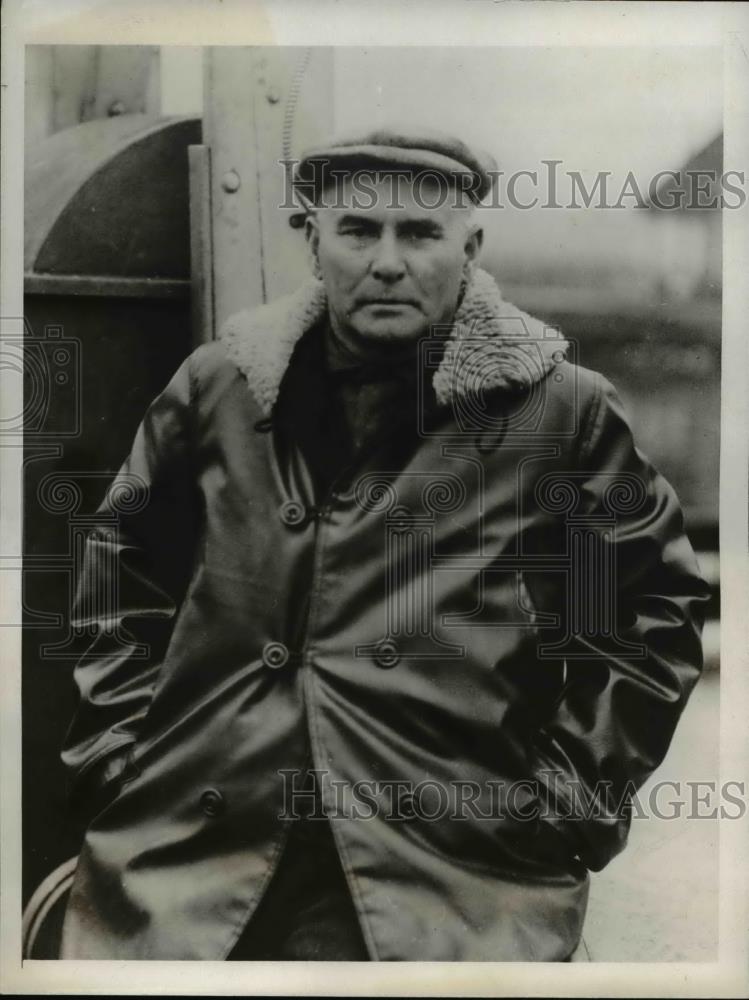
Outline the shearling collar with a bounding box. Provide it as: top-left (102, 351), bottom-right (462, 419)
top-left (219, 268), bottom-right (567, 417)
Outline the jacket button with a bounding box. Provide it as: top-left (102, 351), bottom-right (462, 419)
top-left (279, 500), bottom-right (307, 528)
top-left (200, 787), bottom-right (225, 817)
top-left (373, 639), bottom-right (400, 669)
top-left (262, 640), bottom-right (289, 669)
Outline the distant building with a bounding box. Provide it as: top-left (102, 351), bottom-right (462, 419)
top-left (647, 133), bottom-right (722, 301)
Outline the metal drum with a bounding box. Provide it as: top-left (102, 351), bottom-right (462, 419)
top-left (22, 113), bottom-right (200, 937)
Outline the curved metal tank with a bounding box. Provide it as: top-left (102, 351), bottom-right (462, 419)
top-left (23, 114), bottom-right (201, 947)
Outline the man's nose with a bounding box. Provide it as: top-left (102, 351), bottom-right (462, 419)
top-left (370, 232), bottom-right (406, 282)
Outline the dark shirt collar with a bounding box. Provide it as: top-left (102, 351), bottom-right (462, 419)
top-left (323, 317), bottom-right (421, 385)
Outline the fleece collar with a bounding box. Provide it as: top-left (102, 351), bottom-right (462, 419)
top-left (219, 268), bottom-right (567, 417)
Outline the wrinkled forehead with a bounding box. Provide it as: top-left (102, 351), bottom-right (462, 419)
top-left (314, 169), bottom-right (476, 226)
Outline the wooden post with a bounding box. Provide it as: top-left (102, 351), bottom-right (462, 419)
top-left (188, 144), bottom-right (215, 346)
top-left (201, 47), bottom-right (334, 333)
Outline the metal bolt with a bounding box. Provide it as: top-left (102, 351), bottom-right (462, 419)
top-left (221, 169), bottom-right (241, 194)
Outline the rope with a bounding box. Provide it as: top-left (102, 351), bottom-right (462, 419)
top-left (281, 47), bottom-right (314, 163)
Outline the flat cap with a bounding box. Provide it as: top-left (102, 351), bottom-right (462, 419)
top-left (293, 125), bottom-right (498, 206)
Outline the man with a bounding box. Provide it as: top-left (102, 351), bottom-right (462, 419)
top-left (60, 127), bottom-right (710, 961)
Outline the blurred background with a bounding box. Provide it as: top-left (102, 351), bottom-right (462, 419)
top-left (22, 45), bottom-right (721, 960)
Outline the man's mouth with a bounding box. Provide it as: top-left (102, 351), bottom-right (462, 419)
top-left (359, 299), bottom-right (418, 308)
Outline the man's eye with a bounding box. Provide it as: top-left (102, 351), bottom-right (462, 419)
top-left (402, 226), bottom-right (441, 241)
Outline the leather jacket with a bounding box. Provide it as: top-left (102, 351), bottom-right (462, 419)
top-left (60, 270), bottom-right (710, 960)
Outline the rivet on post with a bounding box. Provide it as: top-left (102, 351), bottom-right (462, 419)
top-left (221, 169), bottom-right (241, 193)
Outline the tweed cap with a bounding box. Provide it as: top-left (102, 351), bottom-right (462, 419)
top-left (294, 125), bottom-right (498, 206)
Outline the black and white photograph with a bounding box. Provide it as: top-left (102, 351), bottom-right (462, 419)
top-left (2, 2), bottom-right (748, 996)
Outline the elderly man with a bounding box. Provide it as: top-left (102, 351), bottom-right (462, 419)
top-left (60, 128), bottom-right (709, 961)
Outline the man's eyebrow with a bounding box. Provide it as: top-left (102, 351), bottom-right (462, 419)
top-left (336, 214), bottom-right (380, 229)
top-left (397, 218), bottom-right (445, 235)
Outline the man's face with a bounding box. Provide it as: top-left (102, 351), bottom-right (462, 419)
top-left (306, 174), bottom-right (482, 349)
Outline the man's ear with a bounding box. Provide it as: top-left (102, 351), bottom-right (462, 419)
top-left (463, 224), bottom-right (483, 282)
top-left (304, 214), bottom-right (322, 279)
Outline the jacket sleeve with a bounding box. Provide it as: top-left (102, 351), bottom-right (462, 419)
top-left (61, 354), bottom-right (200, 817)
top-left (524, 372), bottom-right (712, 872)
